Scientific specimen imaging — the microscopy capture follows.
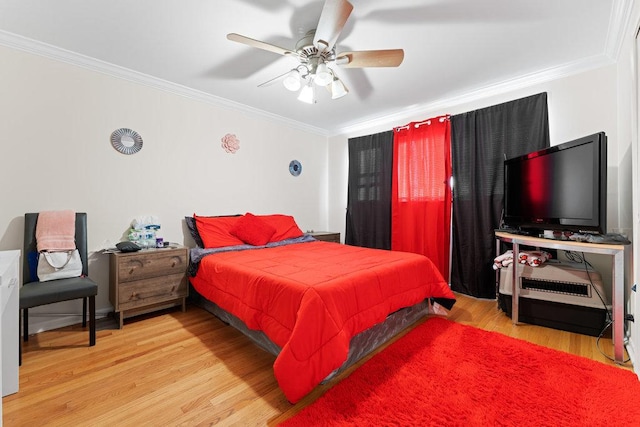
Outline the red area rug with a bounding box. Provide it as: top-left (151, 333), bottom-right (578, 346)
top-left (280, 317), bottom-right (640, 426)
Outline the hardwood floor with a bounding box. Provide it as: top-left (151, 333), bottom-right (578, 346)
top-left (3, 293), bottom-right (632, 426)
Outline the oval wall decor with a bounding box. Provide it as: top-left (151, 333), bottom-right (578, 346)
top-left (289, 160), bottom-right (302, 176)
top-left (110, 128), bottom-right (143, 155)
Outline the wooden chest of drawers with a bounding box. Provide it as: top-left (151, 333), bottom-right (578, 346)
top-left (109, 246), bottom-right (188, 328)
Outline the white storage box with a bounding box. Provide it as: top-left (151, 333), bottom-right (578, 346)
top-left (499, 261), bottom-right (610, 309)
top-left (0, 250), bottom-right (20, 398)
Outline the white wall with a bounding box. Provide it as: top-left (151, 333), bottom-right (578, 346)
top-left (0, 45), bottom-right (329, 332)
top-left (617, 0), bottom-right (640, 368)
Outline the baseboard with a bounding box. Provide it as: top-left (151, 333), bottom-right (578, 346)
top-left (22, 308), bottom-right (112, 335)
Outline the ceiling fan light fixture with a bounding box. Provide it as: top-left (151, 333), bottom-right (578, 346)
top-left (298, 81), bottom-right (315, 104)
top-left (330, 77), bottom-right (349, 99)
top-left (227, 1), bottom-right (403, 105)
top-left (283, 69), bottom-right (301, 91)
top-left (314, 62), bottom-right (333, 86)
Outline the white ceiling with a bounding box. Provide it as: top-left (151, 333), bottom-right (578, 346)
top-left (0, 0), bottom-right (629, 136)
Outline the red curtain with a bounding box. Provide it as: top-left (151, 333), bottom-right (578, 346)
top-left (392, 115), bottom-right (451, 279)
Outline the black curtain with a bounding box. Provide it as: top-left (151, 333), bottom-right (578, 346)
top-left (345, 131), bottom-right (394, 249)
top-left (450, 93), bottom-right (550, 298)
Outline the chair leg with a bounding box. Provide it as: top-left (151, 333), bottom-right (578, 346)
top-left (89, 295), bottom-right (96, 347)
top-left (23, 308), bottom-right (29, 342)
top-left (82, 297), bottom-right (87, 327)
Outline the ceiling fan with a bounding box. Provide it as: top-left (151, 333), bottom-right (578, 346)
top-left (227, 0), bottom-right (404, 103)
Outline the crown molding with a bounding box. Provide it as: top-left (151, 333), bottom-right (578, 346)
top-left (335, 54), bottom-right (615, 137)
top-left (0, 30), bottom-right (331, 137)
top-left (331, 0), bottom-right (633, 136)
top-left (604, 0), bottom-right (635, 60)
top-left (0, 8), bottom-right (625, 140)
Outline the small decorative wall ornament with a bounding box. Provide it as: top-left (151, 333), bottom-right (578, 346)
top-left (289, 160), bottom-right (302, 176)
top-left (110, 128), bottom-right (143, 155)
top-left (221, 133), bottom-right (240, 154)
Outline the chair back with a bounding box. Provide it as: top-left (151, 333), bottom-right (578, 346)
top-left (23, 212), bottom-right (89, 283)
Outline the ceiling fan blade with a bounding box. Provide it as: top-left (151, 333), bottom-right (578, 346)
top-left (313, 0), bottom-right (354, 52)
top-left (227, 33), bottom-right (296, 57)
top-left (336, 49), bottom-right (405, 68)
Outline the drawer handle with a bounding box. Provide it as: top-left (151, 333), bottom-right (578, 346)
top-left (170, 256), bottom-right (183, 268)
top-left (127, 259), bottom-right (144, 276)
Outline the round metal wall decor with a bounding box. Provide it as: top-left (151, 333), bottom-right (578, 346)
top-left (110, 128), bottom-right (143, 155)
top-left (289, 160), bottom-right (302, 176)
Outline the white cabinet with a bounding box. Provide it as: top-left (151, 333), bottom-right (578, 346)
top-left (0, 250), bottom-right (20, 402)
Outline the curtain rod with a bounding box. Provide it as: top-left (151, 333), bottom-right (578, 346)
top-left (394, 114), bottom-right (450, 132)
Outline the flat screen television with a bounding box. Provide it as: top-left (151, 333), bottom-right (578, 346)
top-left (503, 132), bottom-right (607, 235)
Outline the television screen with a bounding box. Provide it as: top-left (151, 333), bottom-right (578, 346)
top-left (503, 132), bottom-right (607, 235)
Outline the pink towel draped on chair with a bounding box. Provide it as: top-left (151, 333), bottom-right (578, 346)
top-left (36, 210), bottom-right (76, 252)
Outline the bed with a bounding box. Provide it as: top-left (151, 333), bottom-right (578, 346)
top-left (186, 213), bottom-right (456, 403)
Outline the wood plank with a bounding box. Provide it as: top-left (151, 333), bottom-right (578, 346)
top-left (3, 293), bottom-right (632, 426)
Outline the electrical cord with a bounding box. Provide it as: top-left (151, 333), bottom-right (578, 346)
top-left (564, 251), bottom-right (630, 364)
top-left (564, 251), bottom-right (611, 322)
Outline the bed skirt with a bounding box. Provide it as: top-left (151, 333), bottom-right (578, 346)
top-left (189, 284), bottom-right (430, 383)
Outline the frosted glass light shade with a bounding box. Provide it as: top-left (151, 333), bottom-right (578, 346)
top-left (283, 70), bottom-right (302, 91)
top-left (330, 78), bottom-right (349, 99)
top-left (298, 83), bottom-right (315, 104)
top-left (314, 63), bottom-right (332, 86)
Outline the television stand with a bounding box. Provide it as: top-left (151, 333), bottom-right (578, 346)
top-left (495, 228), bottom-right (531, 236)
top-left (495, 231), bottom-right (630, 363)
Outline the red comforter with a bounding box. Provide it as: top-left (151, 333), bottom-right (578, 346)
top-left (190, 240), bottom-right (455, 403)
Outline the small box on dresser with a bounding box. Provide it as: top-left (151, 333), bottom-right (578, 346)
top-left (310, 231), bottom-right (341, 243)
top-left (109, 246), bottom-right (188, 328)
